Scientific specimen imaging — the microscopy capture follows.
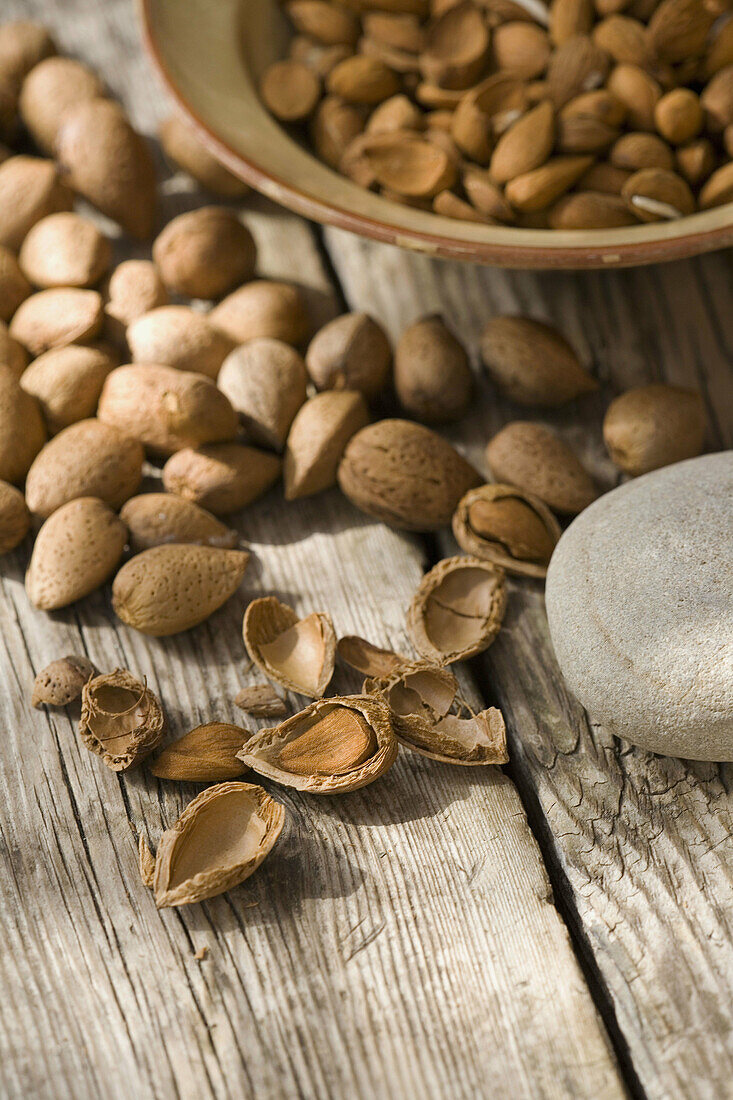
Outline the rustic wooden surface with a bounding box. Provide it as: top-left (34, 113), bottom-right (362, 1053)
top-left (0, 1), bottom-right (731, 1099)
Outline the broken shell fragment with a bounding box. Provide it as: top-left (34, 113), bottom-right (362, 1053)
top-left (243, 596), bottom-right (336, 698)
top-left (138, 834), bottom-right (156, 888)
top-left (79, 668), bottom-right (165, 771)
top-left (153, 781), bottom-right (286, 908)
top-left (149, 722), bottom-right (249, 782)
top-left (31, 654), bottom-right (97, 708)
top-left (407, 555), bottom-right (507, 663)
top-left (237, 694), bottom-right (398, 793)
top-left (452, 483), bottom-right (561, 578)
top-left (337, 634), bottom-right (405, 678)
top-left (234, 684), bottom-right (288, 718)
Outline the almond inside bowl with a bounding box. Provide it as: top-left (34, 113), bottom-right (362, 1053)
top-left (141, 0), bottom-right (733, 268)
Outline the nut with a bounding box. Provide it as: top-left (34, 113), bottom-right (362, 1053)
top-left (306, 311), bottom-right (392, 396)
top-left (152, 207), bottom-right (257, 299)
top-left (19, 212), bottom-right (111, 289)
top-left (79, 668), bottom-right (165, 770)
top-left (407, 554), bottom-right (507, 663)
top-left (102, 259), bottom-right (169, 345)
top-left (0, 478), bottom-right (30, 554)
top-left (0, 364), bottom-right (46, 484)
top-left (603, 383), bottom-right (706, 474)
top-left (218, 338), bottom-right (308, 450)
top-left (0, 155), bottom-right (72, 251)
top-left (159, 113), bottom-right (250, 197)
top-left (243, 596), bottom-right (336, 697)
top-left (31, 655), bottom-right (96, 708)
top-left (19, 56), bottom-right (104, 153)
top-left (162, 442), bottom-right (282, 514)
top-left (284, 390), bottom-right (369, 499)
top-left (480, 315), bottom-right (597, 405)
top-left (9, 288), bottom-right (103, 356)
top-left (126, 306), bottom-right (235, 378)
top-left (20, 345), bottom-right (115, 434)
top-left (486, 420), bottom-right (598, 514)
top-left (211, 280), bottom-right (310, 346)
top-left (394, 314), bottom-right (473, 423)
top-left (120, 493), bottom-right (237, 552)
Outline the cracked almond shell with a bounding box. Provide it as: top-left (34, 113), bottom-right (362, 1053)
top-left (237, 694), bottom-right (398, 793)
top-left (79, 668), bottom-right (165, 771)
top-left (407, 555), bottom-right (507, 664)
top-left (234, 684), bottom-right (288, 718)
top-left (243, 596), bottom-right (336, 697)
top-left (153, 781), bottom-right (285, 908)
top-left (337, 634), bottom-right (405, 679)
top-left (452, 483), bottom-right (562, 578)
top-left (150, 722), bottom-right (248, 782)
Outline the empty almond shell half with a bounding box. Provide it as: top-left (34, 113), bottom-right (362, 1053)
top-left (79, 668), bottom-right (165, 771)
top-left (407, 555), bottom-right (507, 664)
top-left (237, 694), bottom-right (398, 793)
top-left (153, 781), bottom-right (286, 908)
top-left (337, 634), bottom-right (406, 679)
top-left (452, 483), bottom-right (562, 579)
top-left (149, 722), bottom-right (249, 782)
top-left (243, 596), bottom-right (336, 698)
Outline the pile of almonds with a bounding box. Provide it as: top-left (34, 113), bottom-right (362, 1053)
top-left (0, 19), bottom-right (709, 909)
top-left (259, 0), bottom-right (733, 226)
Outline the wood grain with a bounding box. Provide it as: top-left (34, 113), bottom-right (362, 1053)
top-left (325, 226), bottom-right (733, 1100)
top-left (0, 2), bottom-right (626, 1098)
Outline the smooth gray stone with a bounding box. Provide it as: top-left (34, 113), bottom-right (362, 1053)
top-left (546, 452), bottom-right (733, 760)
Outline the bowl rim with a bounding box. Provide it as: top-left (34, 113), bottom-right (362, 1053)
top-left (140, 0), bottom-right (733, 269)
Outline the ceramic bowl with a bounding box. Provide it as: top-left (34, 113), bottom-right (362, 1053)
top-left (141, 0), bottom-right (733, 269)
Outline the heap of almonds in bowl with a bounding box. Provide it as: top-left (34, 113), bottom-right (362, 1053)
top-left (257, 0), bottom-right (733, 227)
top-left (0, 18), bottom-right (710, 907)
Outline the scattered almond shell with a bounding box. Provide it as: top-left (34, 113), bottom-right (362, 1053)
top-left (0, 478), bottom-right (30, 553)
top-left (31, 655), bottom-right (97, 708)
top-left (234, 684), bottom-right (288, 718)
top-left (337, 634), bottom-right (406, 679)
top-left (149, 722), bottom-right (249, 782)
top-left (162, 442), bottom-right (282, 515)
top-left (243, 596), bottom-right (336, 698)
top-left (120, 494), bottom-right (238, 552)
top-left (79, 668), bottom-right (164, 770)
top-left (407, 555), bottom-right (507, 664)
top-left (452, 483), bottom-right (561, 578)
top-left (284, 390), bottom-right (369, 500)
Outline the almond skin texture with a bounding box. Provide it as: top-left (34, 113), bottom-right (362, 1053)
top-left (97, 364), bottom-right (238, 455)
top-left (394, 314), bottom-right (473, 424)
top-left (0, 245), bottom-right (31, 321)
top-left (0, 23), bottom-right (56, 92)
top-left (486, 421), bottom-right (598, 514)
top-left (159, 114), bottom-right (250, 198)
top-left (19, 212), bottom-right (111, 289)
top-left (218, 339), bottom-right (308, 450)
top-left (490, 101), bottom-right (556, 185)
top-left (480, 316), bottom-right (598, 405)
top-left (126, 306), bottom-right (235, 379)
top-left (120, 494), bottom-right (238, 552)
top-left (284, 390), bottom-right (370, 499)
top-left (210, 281), bottom-right (310, 346)
top-left (162, 442), bottom-right (282, 515)
top-left (338, 418), bottom-right (481, 531)
top-left (152, 207), bottom-right (257, 300)
top-left (9, 288), bottom-right (103, 356)
top-left (0, 155), bottom-right (73, 250)
top-left (0, 321), bottom-right (28, 379)
top-left (55, 99), bottom-right (157, 239)
top-left (112, 544), bottom-right (250, 636)
top-left (305, 312), bottom-right (392, 397)
top-left (26, 496), bottom-right (127, 610)
top-left (603, 384), bottom-right (706, 475)
top-left (0, 478), bottom-right (30, 554)
top-left (20, 345), bottom-right (115, 434)
top-left (24, 418), bottom-right (144, 518)
top-left (19, 56), bottom-right (104, 154)
top-left (0, 365), bottom-right (46, 484)
top-left (102, 259), bottom-right (169, 346)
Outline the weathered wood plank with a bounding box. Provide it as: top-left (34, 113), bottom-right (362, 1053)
top-left (324, 225), bottom-right (733, 1099)
top-left (0, 2), bottom-right (626, 1098)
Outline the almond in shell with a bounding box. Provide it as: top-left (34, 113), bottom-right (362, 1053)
top-left (31, 655), bottom-right (96, 708)
top-left (19, 212), bottom-right (111, 289)
top-left (19, 56), bottom-right (105, 153)
top-left (0, 321), bottom-right (28, 378)
top-left (79, 668), bottom-right (165, 771)
top-left (149, 722), bottom-right (248, 782)
top-left (210, 280), bottom-right (310, 346)
top-left (284, 390), bottom-right (369, 499)
top-left (0, 478), bottom-right (30, 553)
top-left (243, 596), bottom-right (336, 697)
top-left (120, 493), bottom-right (238, 552)
top-left (20, 345), bottom-right (115, 434)
top-left (9, 288), bottom-right (103, 356)
top-left (452, 483), bottom-right (561, 578)
top-left (102, 259), bottom-right (169, 345)
top-left (126, 306), bottom-right (235, 379)
top-left (0, 365), bottom-right (46, 484)
top-left (162, 442), bottom-right (282, 514)
top-left (0, 22), bottom-right (56, 92)
top-left (0, 155), bottom-right (73, 251)
top-left (394, 314), bottom-right (473, 424)
top-left (407, 555), bottom-right (507, 663)
top-left (479, 315), bottom-right (597, 405)
top-left (486, 420), bottom-right (598, 514)
top-left (152, 207), bottom-right (257, 300)
top-left (112, 544), bottom-right (250, 636)
top-left (602, 383), bottom-right (705, 475)
top-left (218, 338), bottom-right (308, 450)
top-left (305, 312), bottom-right (392, 397)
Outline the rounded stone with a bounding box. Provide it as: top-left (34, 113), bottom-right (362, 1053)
top-left (546, 452), bottom-right (733, 760)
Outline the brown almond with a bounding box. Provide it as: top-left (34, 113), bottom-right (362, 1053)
top-left (218, 339), bottom-right (308, 450)
top-left (0, 478), bottom-right (30, 553)
top-left (367, 93), bottom-right (424, 133)
top-left (56, 99), bottom-right (157, 239)
top-left (609, 130), bottom-right (674, 169)
top-left (153, 781), bottom-right (285, 908)
top-left (607, 63), bottom-right (661, 130)
top-left (490, 100), bottom-right (555, 184)
top-left (647, 0), bottom-right (715, 61)
top-left (463, 167), bottom-right (516, 219)
top-left (260, 60), bottom-right (321, 121)
top-left (19, 212), bottom-right (111, 289)
top-left (550, 0), bottom-right (594, 45)
top-left (210, 280), bottom-right (310, 346)
top-left (452, 483), bottom-right (561, 577)
top-left (19, 56), bottom-right (104, 153)
top-left (701, 19), bottom-right (733, 80)
top-left (153, 207), bottom-right (257, 300)
top-left (20, 346), bottom-right (115, 434)
top-left (419, 2), bottom-right (490, 90)
top-left (654, 88), bottom-right (702, 144)
top-left (546, 34), bottom-right (611, 107)
top-left (603, 383), bottom-right (706, 474)
top-left (504, 154), bottom-right (594, 210)
top-left (159, 114), bottom-right (250, 197)
top-left (0, 321), bottom-right (28, 379)
top-left (113, 544), bottom-right (250, 636)
top-left (0, 22), bottom-right (56, 92)
top-left (102, 259), bottom-right (169, 345)
top-left (701, 65), bottom-right (733, 131)
top-left (362, 131), bottom-right (457, 196)
top-left (31, 655), bottom-right (96, 709)
top-left (327, 55), bottom-right (401, 103)
top-left (556, 113), bottom-right (618, 152)
top-left (310, 95), bottom-right (365, 168)
top-left (79, 668), bottom-right (164, 771)
top-left (578, 160), bottom-right (632, 193)
top-left (433, 190), bottom-right (496, 221)
top-left (244, 596), bottom-right (336, 697)
top-left (284, 390), bottom-right (369, 499)
top-left (0, 155), bottom-right (72, 251)
top-left (486, 420), bottom-right (598, 514)
top-left (561, 88), bottom-right (626, 126)
top-left (491, 22), bottom-right (551, 78)
top-left (592, 15), bottom-right (651, 65)
top-left (306, 311), bottom-right (392, 397)
top-left (407, 554), bottom-right (507, 663)
top-left (548, 189), bottom-right (637, 226)
top-left (621, 166), bottom-right (696, 219)
top-left (237, 695), bottom-right (397, 792)
top-left (150, 722), bottom-right (248, 782)
top-left (120, 493), bottom-right (238, 552)
top-left (126, 306), bottom-right (235, 379)
top-left (288, 0), bottom-right (360, 46)
top-left (394, 314), bottom-right (473, 423)
top-left (0, 245), bottom-right (30, 321)
top-left (699, 161), bottom-right (733, 208)
top-left (480, 315), bottom-right (597, 405)
top-left (235, 684), bottom-right (288, 718)
top-left (338, 418), bottom-right (480, 531)
top-left (290, 36), bottom-right (353, 78)
top-left (0, 365), bottom-right (46, 484)
top-left (162, 442), bottom-right (282, 515)
top-left (97, 364), bottom-right (238, 455)
top-left (676, 138), bottom-right (716, 186)
top-left (26, 496), bottom-right (127, 610)
top-left (363, 12), bottom-right (424, 52)
top-left (9, 288), bottom-right (103, 356)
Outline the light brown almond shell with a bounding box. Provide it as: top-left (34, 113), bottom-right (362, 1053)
top-left (407, 555), bottom-right (507, 664)
top-left (452, 483), bottom-right (562, 578)
top-left (243, 596), bottom-right (336, 698)
top-left (337, 634), bottom-right (406, 678)
top-left (79, 668), bottom-right (165, 771)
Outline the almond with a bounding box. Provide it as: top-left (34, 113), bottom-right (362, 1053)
top-left (0, 244), bottom-right (30, 320)
top-left (31, 655), bottom-right (96, 708)
top-left (419, 2), bottom-right (490, 90)
top-left (102, 259), bottom-right (169, 345)
top-left (19, 56), bottom-right (104, 153)
top-left (463, 167), bottom-right (516, 219)
top-left (480, 315), bottom-right (597, 405)
top-left (452, 482), bottom-right (561, 577)
top-left (0, 478), bottom-right (30, 554)
top-left (546, 33), bottom-right (611, 106)
top-left (152, 207), bottom-right (257, 300)
top-left (0, 22), bottom-right (56, 92)
top-left (0, 365), bottom-right (46, 484)
top-left (20, 345), bottom-right (115, 433)
top-left (578, 160), bottom-right (632, 193)
top-left (486, 420), bottom-right (598, 514)
top-left (609, 130), bottom-right (674, 169)
top-left (0, 155), bottom-right (72, 250)
top-left (159, 114), bottom-right (250, 197)
top-left (490, 100), bottom-right (555, 184)
top-left (363, 131), bottom-right (457, 196)
top-left (367, 93), bottom-right (424, 133)
top-left (284, 390), bottom-right (369, 499)
top-left (9, 288), bottom-right (103, 356)
top-left (338, 418), bottom-right (480, 531)
top-left (607, 63), bottom-right (661, 130)
top-left (19, 212), bottom-right (111, 289)
top-left (676, 138), bottom-right (715, 186)
top-left (288, 1), bottom-right (361, 46)
top-left (260, 59), bottom-right (321, 121)
top-left (654, 88), bottom-right (702, 144)
top-left (592, 15), bottom-right (651, 66)
top-left (290, 35), bottom-right (352, 78)
top-left (162, 442), bottom-right (282, 514)
top-left (306, 311), bottom-right (392, 397)
top-left (548, 189), bottom-right (637, 225)
top-left (701, 65), bottom-right (733, 132)
top-left (603, 383), bottom-right (705, 474)
top-left (97, 364), bottom-right (238, 455)
top-left (504, 154), bottom-right (593, 210)
top-left (621, 166), bottom-right (696, 219)
top-left (701, 19), bottom-right (733, 80)
top-left (126, 306), bottom-right (235, 379)
top-left (433, 190), bottom-right (497, 221)
top-left (556, 112), bottom-right (619, 152)
top-left (310, 95), bottom-right (365, 168)
top-left (327, 55), bottom-right (401, 103)
top-left (112, 543), bottom-right (250, 635)
top-left (55, 99), bottom-right (157, 239)
top-left (210, 280), bottom-right (310, 346)
top-left (26, 496), bottom-right (127, 610)
top-left (646, 0), bottom-right (714, 61)
top-left (149, 722), bottom-right (248, 782)
top-left (0, 321), bottom-right (28, 379)
top-left (120, 493), bottom-right (238, 552)
top-left (699, 161), bottom-right (733, 207)
top-left (491, 22), bottom-right (551, 78)
top-left (218, 338), bottom-right (308, 450)
top-left (549, 0), bottom-right (594, 45)
top-left (395, 314), bottom-right (473, 423)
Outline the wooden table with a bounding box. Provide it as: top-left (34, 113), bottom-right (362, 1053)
top-left (2, 2), bottom-right (732, 1097)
